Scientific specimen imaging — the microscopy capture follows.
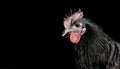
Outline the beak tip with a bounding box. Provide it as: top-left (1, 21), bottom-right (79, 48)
top-left (62, 28), bottom-right (70, 37)
top-left (62, 34), bottom-right (64, 37)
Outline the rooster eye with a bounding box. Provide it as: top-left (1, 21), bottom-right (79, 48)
top-left (75, 23), bottom-right (80, 27)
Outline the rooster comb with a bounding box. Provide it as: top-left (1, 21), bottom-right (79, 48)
top-left (63, 8), bottom-right (84, 28)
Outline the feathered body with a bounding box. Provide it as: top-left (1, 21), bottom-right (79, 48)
top-left (74, 18), bottom-right (120, 69)
top-left (62, 9), bottom-right (120, 69)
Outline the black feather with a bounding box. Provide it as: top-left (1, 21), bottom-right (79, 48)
top-left (74, 18), bottom-right (120, 69)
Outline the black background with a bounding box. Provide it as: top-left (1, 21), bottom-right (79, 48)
top-left (1, 0), bottom-right (120, 69)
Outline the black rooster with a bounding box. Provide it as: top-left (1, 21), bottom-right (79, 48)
top-left (62, 9), bottom-right (120, 69)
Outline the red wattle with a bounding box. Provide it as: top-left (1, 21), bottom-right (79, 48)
top-left (69, 32), bottom-right (81, 44)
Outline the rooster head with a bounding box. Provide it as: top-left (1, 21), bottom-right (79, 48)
top-left (62, 9), bottom-right (86, 44)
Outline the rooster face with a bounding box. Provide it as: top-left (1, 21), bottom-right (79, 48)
top-left (62, 9), bottom-right (86, 44)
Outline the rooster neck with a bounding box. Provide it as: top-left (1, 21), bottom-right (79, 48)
top-left (74, 24), bottom-right (109, 65)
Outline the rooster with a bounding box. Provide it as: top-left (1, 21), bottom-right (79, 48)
top-left (62, 9), bottom-right (120, 69)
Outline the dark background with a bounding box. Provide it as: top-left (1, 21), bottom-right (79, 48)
top-left (1, 0), bottom-right (120, 69)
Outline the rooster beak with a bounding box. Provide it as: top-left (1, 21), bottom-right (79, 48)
top-left (62, 28), bottom-right (71, 37)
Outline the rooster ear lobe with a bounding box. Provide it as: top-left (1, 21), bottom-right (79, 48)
top-left (81, 28), bottom-right (86, 35)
